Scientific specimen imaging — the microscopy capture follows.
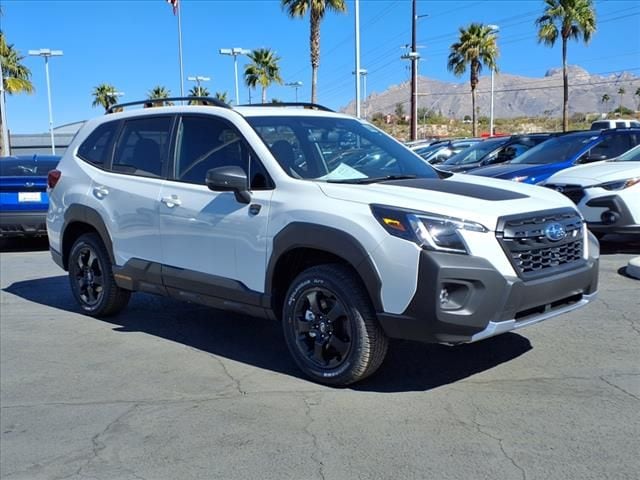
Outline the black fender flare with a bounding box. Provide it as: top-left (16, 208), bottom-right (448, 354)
top-left (62, 204), bottom-right (115, 267)
top-left (265, 222), bottom-right (383, 312)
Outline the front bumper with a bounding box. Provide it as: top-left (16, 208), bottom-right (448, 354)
top-left (0, 211), bottom-right (48, 237)
top-left (377, 247), bottom-right (599, 344)
top-left (582, 195), bottom-right (640, 234)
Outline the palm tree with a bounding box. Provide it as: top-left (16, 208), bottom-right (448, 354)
top-left (1, 31), bottom-right (34, 155)
top-left (601, 93), bottom-right (610, 114)
top-left (91, 83), bottom-right (119, 112)
top-left (244, 48), bottom-right (283, 103)
top-left (188, 85), bottom-right (210, 105)
top-left (447, 23), bottom-right (499, 137)
top-left (617, 87), bottom-right (626, 111)
top-left (214, 91), bottom-right (229, 104)
top-left (281, 0), bottom-right (346, 103)
top-left (536, 0), bottom-right (596, 132)
top-left (147, 85), bottom-right (172, 107)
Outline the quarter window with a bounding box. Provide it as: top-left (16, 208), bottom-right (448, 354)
top-left (77, 121), bottom-right (119, 167)
top-left (112, 117), bottom-right (172, 177)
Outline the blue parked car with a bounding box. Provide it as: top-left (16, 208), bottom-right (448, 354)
top-left (468, 129), bottom-right (640, 184)
top-left (0, 155), bottom-right (61, 239)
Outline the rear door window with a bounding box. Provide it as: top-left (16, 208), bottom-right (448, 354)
top-left (77, 121), bottom-right (120, 167)
top-left (112, 116), bottom-right (173, 177)
top-left (589, 134), bottom-right (632, 159)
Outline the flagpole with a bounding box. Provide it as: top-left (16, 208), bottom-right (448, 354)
top-left (177, 0), bottom-right (185, 97)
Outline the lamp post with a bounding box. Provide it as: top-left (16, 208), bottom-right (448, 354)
top-left (187, 75), bottom-right (211, 88)
top-left (219, 48), bottom-right (250, 105)
top-left (285, 81), bottom-right (303, 102)
top-left (28, 48), bottom-right (63, 155)
top-left (352, 69), bottom-right (368, 118)
top-left (402, 1), bottom-right (428, 140)
top-left (488, 24), bottom-right (499, 137)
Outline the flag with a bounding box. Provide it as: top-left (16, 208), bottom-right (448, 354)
top-left (166, 0), bottom-right (178, 15)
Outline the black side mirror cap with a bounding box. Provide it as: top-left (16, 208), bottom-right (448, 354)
top-left (579, 154), bottom-right (608, 164)
top-left (206, 166), bottom-right (251, 204)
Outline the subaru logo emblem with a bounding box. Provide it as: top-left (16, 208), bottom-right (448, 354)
top-left (545, 223), bottom-right (566, 242)
top-left (555, 186), bottom-right (564, 193)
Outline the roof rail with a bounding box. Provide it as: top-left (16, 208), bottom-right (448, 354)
top-left (238, 102), bottom-right (334, 112)
top-left (106, 97), bottom-right (231, 114)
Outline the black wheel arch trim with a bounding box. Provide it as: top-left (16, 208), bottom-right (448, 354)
top-left (61, 204), bottom-right (115, 269)
top-left (265, 222), bottom-right (383, 312)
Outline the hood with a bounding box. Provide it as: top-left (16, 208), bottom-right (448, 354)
top-left (545, 160), bottom-right (640, 186)
top-left (316, 174), bottom-right (575, 231)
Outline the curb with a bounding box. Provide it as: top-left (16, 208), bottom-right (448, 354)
top-left (627, 257), bottom-right (640, 280)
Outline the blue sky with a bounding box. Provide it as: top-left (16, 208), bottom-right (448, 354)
top-left (3, 0), bottom-right (639, 133)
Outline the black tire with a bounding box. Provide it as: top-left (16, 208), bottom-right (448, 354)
top-left (68, 233), bottom-right (130, 316)
top-left (282, 264), bottom-right (388, 386)
top-left (593, 232), bottom-right (606, 241)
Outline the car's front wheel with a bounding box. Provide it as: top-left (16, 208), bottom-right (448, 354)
top-left (68, 233), bottom-right (130, 316)
top-left (282, 264), bottom-right (388, 386)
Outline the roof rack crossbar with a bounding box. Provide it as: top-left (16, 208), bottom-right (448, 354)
top-left (238, 102), bottom-right (334, 112)
top-left (106, 97), bottom-right (231, 114)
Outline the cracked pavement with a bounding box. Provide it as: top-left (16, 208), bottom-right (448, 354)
top-left (1, 238), bottom-right (639, 479)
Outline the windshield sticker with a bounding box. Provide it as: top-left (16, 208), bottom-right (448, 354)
top-left (318, 163), bottom-right (367, 181)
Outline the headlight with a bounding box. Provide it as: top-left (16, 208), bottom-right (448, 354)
top-left (512, 175), bottom-right (529, 183)
top-left (371, 205), bottom-right (487, 254)
top-left (592, 177), bottom-right (640, 191)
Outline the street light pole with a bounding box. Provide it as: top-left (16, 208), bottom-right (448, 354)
top-left (28, 49), bottom-right (63, 155)
top-left (354, 0), bottom-right (361, 118)
top-left (488, 24), bottom-right (499, 137)
top-left (219, 48), bottom-right (250, 105)
top-left (285, 81), bottom-right (303, 102)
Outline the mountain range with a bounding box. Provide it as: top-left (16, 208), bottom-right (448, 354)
top-left (341, 66), bottom-right (640, 119)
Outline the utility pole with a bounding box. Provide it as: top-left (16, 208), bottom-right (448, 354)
top-left (401, 1), bottom-right (425, 140)
top-left (410, 0), bottom-right (417, 140)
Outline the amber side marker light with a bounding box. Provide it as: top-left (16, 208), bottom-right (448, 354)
top-left (382, 217), bottom-right (406, 231)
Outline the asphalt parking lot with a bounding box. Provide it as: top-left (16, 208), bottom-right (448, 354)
top-left (1, 236), bottom-right (639, 480)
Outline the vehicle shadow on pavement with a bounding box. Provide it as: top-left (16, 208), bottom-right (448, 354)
top-left (599, 234), bottom-right (640, 254)
top-left (0, 237), bottom-right (50, 252)
top-left (4, 275), bottom-right (532, 393)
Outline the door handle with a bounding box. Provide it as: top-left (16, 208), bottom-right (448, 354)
top-left (93, 186), bottom-right (109, 199)
top-left (161, 195), bottom-right (182, 208)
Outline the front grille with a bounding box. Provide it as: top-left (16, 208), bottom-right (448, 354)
top-left (497, 209), bottom-right (586, 279)
top-left (544, 184), bottom-right (585, 205)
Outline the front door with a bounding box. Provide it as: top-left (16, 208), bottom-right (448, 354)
top-left (159, 115), bottom-right (273, 296)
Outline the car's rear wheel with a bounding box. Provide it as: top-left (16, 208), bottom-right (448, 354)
top-left (282, 264), bottom-right (388, 386)
top-left (68, 233), bottom-right (130, 316)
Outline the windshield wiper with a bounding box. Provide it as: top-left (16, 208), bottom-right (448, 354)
top-left (327, 174), bottom-right (417, 184)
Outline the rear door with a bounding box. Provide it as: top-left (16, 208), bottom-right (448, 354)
top-left (88, 115), bottom-right (174, 265)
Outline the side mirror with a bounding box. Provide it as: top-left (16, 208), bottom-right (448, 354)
top-left (206, 166), bottom-right (251, 204)
top-left (579, 154), bottom-right (607, 164)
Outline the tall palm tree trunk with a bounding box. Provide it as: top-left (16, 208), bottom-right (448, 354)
top-left (310, 10), bottom-right (321, 104)
top-left (562, 36), bottom-right (569, 132)
top-left (471, 87), bottom-right (477, 137)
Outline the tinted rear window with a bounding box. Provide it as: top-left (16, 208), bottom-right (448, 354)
top-left (0, 157), bottom-right (59, 176)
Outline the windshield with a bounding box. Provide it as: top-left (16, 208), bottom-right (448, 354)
top-left (613, 144), bottom-right (640, 162)
top-left (509, 133), bottom-right (597, 164)
top-left (442, 138), bottom-right (509, 165)
top-left (247, 116), bottom-right (439, 183)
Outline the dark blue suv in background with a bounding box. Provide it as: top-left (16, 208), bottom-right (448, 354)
top-left (0, 155), bottom-right (60, 239)
top-left (469, 129), bottom-right (640, 184)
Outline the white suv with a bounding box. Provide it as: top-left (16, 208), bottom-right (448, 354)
top-left (46, 99), bottom-right (599, 386)
top-left (544, 144), bottom-right (640, 237)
